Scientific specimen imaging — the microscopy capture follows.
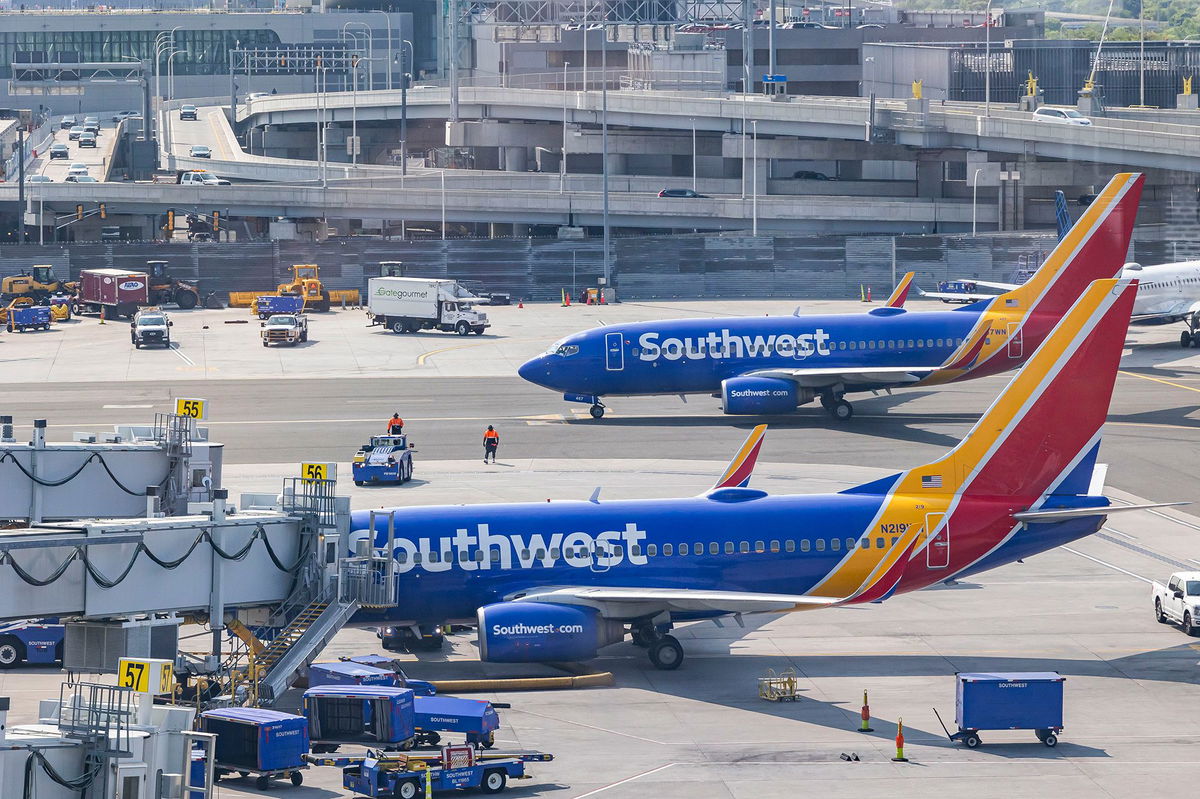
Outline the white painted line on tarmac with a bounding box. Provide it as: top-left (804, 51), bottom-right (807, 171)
top-left (571, 763), bottom-right (679, 799)
top-left (170, 343), bottom-right (195, 365)
top-left (1062, 546), bottom-right (1151, 583)
top-left (103, 404), bottom-right (153, 409)
top-left (515, 709), bottom-right (669, 746)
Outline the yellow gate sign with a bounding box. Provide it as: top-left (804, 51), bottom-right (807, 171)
top-left (300, 462), bottom-right (337, 482)
top-left (174, 397), bottom-right (208, 420)
top-left (118, 657), bottom-right (174, 695)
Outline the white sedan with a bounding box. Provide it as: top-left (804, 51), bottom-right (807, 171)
top-left (1032, 107), bottom-right (1092, 126)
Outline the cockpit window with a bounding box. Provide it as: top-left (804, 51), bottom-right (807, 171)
top-left (554, 344), bottom-right (579, 357)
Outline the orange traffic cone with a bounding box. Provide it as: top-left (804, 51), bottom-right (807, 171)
top-left (599, 290), bottom-right (607, 305)
top-left (563, 289), bottom-right (571, 307)
top-left (518, 299), bottom-right (524, 309)
top-left (867, 286), bottom-right (873, 302)
top-left (99, 306), bottom-right (106, 325)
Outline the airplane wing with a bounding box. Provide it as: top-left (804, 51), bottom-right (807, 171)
top-left (1130, 299), bottom-right (1200, 324)
top-left (745, 365), bottom-right (936, 388)
top-left (916, 288), bottom-right (1000, 303)
top-left (884, 271), bottom-right (916, 308)
top-left (508, 585), bottom-right (841, 616)
top-left (971, 280), bottom-right (1022, 291)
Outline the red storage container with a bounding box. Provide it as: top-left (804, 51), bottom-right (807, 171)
top-left (79, 269), bottom-right (149, 311)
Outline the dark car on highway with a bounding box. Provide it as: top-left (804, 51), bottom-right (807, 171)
top-left (49, 143), bottom-right (69, 159)
top-left (658, 188), bottom-right (707, 198)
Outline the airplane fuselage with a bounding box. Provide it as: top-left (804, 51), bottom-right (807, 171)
top-left (1128, 260), bottom-right (1200, 322)
top-left (349, 488), bottom-right (1103, 627)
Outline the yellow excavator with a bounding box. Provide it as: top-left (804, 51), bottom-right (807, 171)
top-left (277, 264), bottom-right (331, 312)
top-left (1, 265), bottom-right (76, 303)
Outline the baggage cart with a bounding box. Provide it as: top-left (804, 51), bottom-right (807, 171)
top-left (310, 660), bottom-right (399, 688)
top-left (304, 684), bottom-right (416, 754)
top-left (341, 654), bottom-right (437, 696)
top-left (254, 294), bottom-right (305, 319)
top-left (935, 671), bottom-right (1065, 748)
top-left (6, 304), bottom-right (52, 332)
top-left (413, 695), bottom-right (501, 748)
top-left (199, 708), bottom-right (309, 790)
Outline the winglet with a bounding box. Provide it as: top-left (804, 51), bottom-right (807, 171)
top-left (885, 271), bottom-right (916, 308)
top-left (710, 424), bottom-right (768, 491)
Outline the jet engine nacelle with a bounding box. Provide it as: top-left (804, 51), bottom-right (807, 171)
top-left (721, 377), bottom-right (811, 414)
top-left (476, 602), bottom-right (624, 663)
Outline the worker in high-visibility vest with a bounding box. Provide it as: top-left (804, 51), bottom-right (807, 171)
top-left (386, 413), bottom-right (404, 434)
top-left (483, 425), bottom-right (500, 464)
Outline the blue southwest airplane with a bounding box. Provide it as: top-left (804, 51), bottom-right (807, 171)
top-left (517, 172), bottom-right (1143, 420)
top-left (351, 276), bottom-right (1178, 670)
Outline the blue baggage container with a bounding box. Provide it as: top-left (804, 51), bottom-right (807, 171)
top-left (304, 684), bottom-right (415, 747)
top-left (256, 295), bottom-right (304, 318)
top-left (342, 654), bottom-right (437, 696)
top-left (309, 660), bottom-right (399, 688)
top-left (199, 708), bottom-right (310, 772)
top-left (951, 672), bottom-right (1065, 748)
top-left (413, 695), bottom-right (500, 747)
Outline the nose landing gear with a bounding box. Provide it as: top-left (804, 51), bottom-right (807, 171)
top-left (590, 402), bottom-right (606, 419)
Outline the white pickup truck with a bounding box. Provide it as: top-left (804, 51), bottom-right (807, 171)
top-left (261, 313), bottom-right (308, 347)
top-left (1152, 572), bottom-right (1200, 635)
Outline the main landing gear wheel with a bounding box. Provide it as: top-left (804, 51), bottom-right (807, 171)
top-left (648, 635), bottom-right (683, 670)
top-left (590, 403), bottom-right (605, 419)
top-left (830, 399), bottom-right (853, 421)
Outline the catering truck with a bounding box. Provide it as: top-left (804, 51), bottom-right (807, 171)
top-left (1152, 572), bottom-right (1200, 635)
top-left (78, 268), bottom-right (150, 318)
top-left (367, 277), bottom-right (489, 336)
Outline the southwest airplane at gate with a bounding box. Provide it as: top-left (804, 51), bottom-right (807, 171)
top-left (518, 172), bottom-right (1143, 420)
top-left (351, 277), bottom-right (1177, 670)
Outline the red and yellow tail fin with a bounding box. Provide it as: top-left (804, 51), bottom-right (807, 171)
top-left (710, 424), bottom-right (768, 491)
top-left (885, 271), bottom-right (915, 308)
top-left (922, 277), bottom-right (1137, 499)
top-left (997, 173), bottom-right (1142, 319)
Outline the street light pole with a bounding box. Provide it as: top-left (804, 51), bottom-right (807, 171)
top-left (972, 167), bottom-right (983, 235)
top-left (342, 22), bottom-right (373, 90)
top-left (561, 61), bottom-right (570, 194)
top-left (372, 10), bottom-right (393, 90)
top-left (400, 40), bottom-right (412, 176)
top-left (351, 65), bottom-right (359, 167)
top-left (449, 0), bottom-right (459, 122)
top-left (984, 0), bottom-right (993, 117)
top-left (691, 117), bottom-right (697, 192)
top-left (441, 169), bottom-right (447, 240)
top-left (751, 119), bottom-right (757, 237)
top-left (602, 27), bottom-right (610, 289)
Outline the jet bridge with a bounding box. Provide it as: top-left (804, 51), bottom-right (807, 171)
top-left (0, 480), bottom-right (399, 706)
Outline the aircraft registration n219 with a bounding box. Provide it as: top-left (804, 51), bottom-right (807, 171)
top-left (351, 277), bottom-right (1180, 671)
top-left (518, 172), bottom-right (1143, 420)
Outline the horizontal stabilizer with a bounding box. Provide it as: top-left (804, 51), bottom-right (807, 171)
top-left (1013, 501), bottom-right (1188, 522)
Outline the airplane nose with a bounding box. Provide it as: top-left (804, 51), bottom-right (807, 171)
top-left (518, 355), bottom-right (550, 387)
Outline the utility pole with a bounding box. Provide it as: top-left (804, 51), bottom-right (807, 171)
top-left (602, 28), bottom-right (610, 289)
top-left (17, 126), bottom-right (25, 243)
top-left (449, 0), bottom-right (459, 122)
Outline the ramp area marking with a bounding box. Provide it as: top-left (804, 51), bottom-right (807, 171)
top-left (417, 342), bottom-right (487, 366)
top-left (1119, 370), bottom-right (1200, 395)
top-left (103, 404), bottom-right (153, 409)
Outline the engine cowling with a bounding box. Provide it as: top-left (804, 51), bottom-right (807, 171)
top-left (721, 376), bottom-right (810, 414)
top-left (476, 602), bottom-right (624, 663)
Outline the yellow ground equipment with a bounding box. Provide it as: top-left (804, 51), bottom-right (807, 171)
top-left (1, 265), bottom-right (75, 302)
top-left (757, 667), bottom-right (800, 702)
top-left (278, 264), bottom-right (331, 312)
top-left (145, 260), bottom-right (200, 309)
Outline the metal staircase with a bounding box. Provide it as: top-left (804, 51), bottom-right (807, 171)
top-left (252, 508), bottom-right (400, 705)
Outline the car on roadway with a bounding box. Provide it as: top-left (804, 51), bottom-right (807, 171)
top-left (27, 174), bottom-right (53, 183)
top-left (1032, 107), bottom-right (1092, 126)
top-left (78, 131), bottom-right (97, 148)
top-left (130, 308), bottom-right (172, 349)
top-left (68, 126), bottom-right (85, 140)
top-left (67, 163), bottom-right (88, 177)
top-left (82, 121), bottom-right (100, 135)
top-left (112, 110), bottom-right (141, 123)
top-left (65, 175), bottom-right (99, 183)
top-left (48, 143), bottom-right (69, 160)
top-left (793, 170), bottom-right (833, 180)
top-left (189, 144), bottom-right (212, 158)
top-left (178, 169), bottom-right (229, 186)
top-left (179, 105), bottom-right (198, 120)
top-left (60, 115), bottom-right (77, 130)
top-left (658, 188), bottom-right (707, 198)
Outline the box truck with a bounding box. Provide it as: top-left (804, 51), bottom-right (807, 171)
top-left (367, 277), bottom-right (489, 336)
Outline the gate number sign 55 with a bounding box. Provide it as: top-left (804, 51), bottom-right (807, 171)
top-left (174, 397), bottom-right (207, 419)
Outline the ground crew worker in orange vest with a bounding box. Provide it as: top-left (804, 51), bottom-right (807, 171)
top-left (483, 425), bottom-right (500, 464)
top-left (387, 413), bottom-right (404, 434)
